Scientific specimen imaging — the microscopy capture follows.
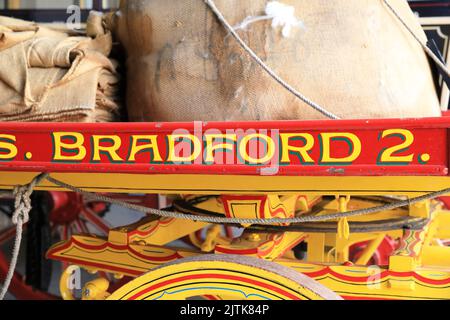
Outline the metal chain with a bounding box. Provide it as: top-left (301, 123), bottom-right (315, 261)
top-left (0, 173), bottom-right (48, 300)
top-left (203, 0), bottom-right (340, 120)
top-left (383, 0), bottom-right (450, 78)
top-left (45, 174), bottom-right (450, 225)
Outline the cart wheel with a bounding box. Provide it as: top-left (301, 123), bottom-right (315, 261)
top-left (108, 255), bottom-right (342, 300)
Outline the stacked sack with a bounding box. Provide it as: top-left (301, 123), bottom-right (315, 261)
top-left (112, 0), bottom-right (441, 122)
top-left (0, 13), bottom-right (122, 122)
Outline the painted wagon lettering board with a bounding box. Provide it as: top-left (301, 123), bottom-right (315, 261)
top-left (0, 118), bottom-right (448, 176)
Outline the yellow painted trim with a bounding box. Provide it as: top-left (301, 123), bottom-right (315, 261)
top-left (421, 246), bottom-right (450, 268)
top-left (2, 172), bottom-right (450, 196)
top-left (277, 260), bottom-right (450, 300)
top-left (420, 17), bottom-right (450, 26)
top-left (108, 257), bottom-right (335, 300)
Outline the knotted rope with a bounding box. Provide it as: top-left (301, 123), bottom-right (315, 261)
top-left (1, 172), bottom-right (450, 299)
top-left (0, 173), bottom-right (48, 300)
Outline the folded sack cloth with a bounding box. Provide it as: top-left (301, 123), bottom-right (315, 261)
top-left (0, 16), bottom-right (70, 50)
top-left (0, 13), bottom-right (121, 123)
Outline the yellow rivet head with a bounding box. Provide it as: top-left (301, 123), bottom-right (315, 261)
top-left (420, 154), bottom-right (431, 162)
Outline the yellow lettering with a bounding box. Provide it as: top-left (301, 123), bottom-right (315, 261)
top-left (239, 134), bottom-right (275, 164)
top-left (53, 132), bottom-right (86, 161)
top-left (92, 135), bottom-right (123, 162)
top-left (204, 134), bottom-right (237, 163)
top-left (280, 133), bottom-right (314, 164)
top-left (0, 135), bottom-right (17, 160)
top-left (320, 133), bottom-right (361, 164)
top-left (128, 135), bottom-right (162, 162)
top-left (167, 134), bottom-right (201, 162)
top-left (379, 129), bottom-right (414, 163)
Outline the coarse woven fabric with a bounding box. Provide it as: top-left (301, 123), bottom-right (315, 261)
top-left (112, 0), bottom-right (441, 122)
top-left (0, 14), bottom-right (121, 123)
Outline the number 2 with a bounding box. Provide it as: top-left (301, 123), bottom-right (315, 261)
top-left (378, 129), bottom-right (414, 164)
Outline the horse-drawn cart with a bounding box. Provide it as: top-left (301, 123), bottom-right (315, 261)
top-left (1, 116), bottom-right (450, 300)
top-left (1, 0), bottom-right (450, 301)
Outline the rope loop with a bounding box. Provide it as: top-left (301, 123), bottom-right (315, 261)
top-left (12, 185), bottom-right (32, 225)
top-left (11, 173), bottom-right (48, 225)
top-left (0, 173), bottom-right (47, 300)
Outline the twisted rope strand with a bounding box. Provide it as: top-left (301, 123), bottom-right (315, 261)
top-left (203, 0), bottom-right (340, 120)
top-left (2, 171), bottom-right (448, 299)
top-left (45, 175), bottom-right (450, 225)
top-left (1, 3), bottom-right (447, 299)
top-left (0, 173), bottom-right (48, 300)
top-left (383, 0), bottom-right (450, 78)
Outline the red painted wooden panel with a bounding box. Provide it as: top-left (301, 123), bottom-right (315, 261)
top-left (0, 117), bottom-right (447, 176)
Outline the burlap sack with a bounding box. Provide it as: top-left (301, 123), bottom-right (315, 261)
top-left (113, 0), bottom-right (441, 121)
top-left (0, 14), bottom-right (121, 123)
top-left (0, 16), bottom-right (71, 50)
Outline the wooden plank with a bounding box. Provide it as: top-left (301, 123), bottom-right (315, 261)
top-left (0, 118), bottom-right (447, 177)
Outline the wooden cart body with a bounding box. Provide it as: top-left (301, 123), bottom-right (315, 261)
top-left (1, 117), bottom-right (450, 300)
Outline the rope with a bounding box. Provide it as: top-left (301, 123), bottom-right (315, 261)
top-left (203, 0), bottom-right (340, 120)
top-left (383, 0), bottom-right (450, 78)
top-left (0, 173), bottom-right (48, 300)
top-left (0, 3), bottom-right (445, 299)
top-left (205, 0), bottom-right (450, 118)
top-left (0, 171), bottom-right (447, 299)
top-left (44, 174), bottom-right (450, 225)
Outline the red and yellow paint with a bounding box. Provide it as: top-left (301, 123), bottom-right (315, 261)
top-left (215, 232), bottom-right (307, 260)
top-left (108, 216), bottom-right (209, 246)
top-left (0, 118), bottom-right (447, 177)
top-left (279, 262), bottom-right (450, 300)
top-left (106, 256), bottom-right (335, 300)
top-left (3, 117), bottom-right (450, 300)
top-left (46, 235), bottom-right (197, 277)
top-left (47, 196), bottom-right (450, 300)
